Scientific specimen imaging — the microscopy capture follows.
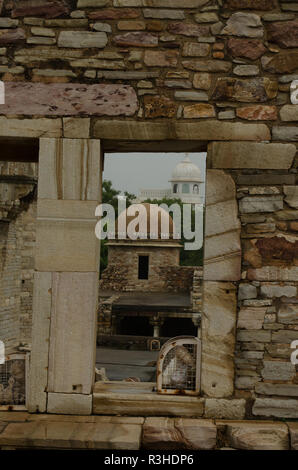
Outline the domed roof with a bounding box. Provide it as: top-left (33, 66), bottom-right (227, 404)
top-left (116, 203), bottom-right (179, 241)
top-left (170, 155), bottom-right (203, 183)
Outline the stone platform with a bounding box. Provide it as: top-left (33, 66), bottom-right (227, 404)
top-left (0, 411), bottom-right (297, 450)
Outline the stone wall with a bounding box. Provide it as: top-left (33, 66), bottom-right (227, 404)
top-left (99, 244), bottom-right (195, 292)
top-left (0, 0), bottom-right (297, 418)
top-left (0, 162), bottom-right (37, 354)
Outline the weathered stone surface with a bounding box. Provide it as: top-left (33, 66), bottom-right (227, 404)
top-left (272, 126), bottom-right (298, 141)
top-left (239, 196), bottom-right (283, 213)
top-left (267, 19), bottom-right (298, 48)
top-left (182, 60), bottom-right (231, 73)
top-left (143, 9), bottom-right (185, 20)
top-left (288, 423), bottom-right (298, 450)
top-left (227, 38), bottom-right (266, 60)
top-left (164, 79), bottom-right (192, 89)
top-left (210, 142), bottom-right (295, 169)
top-left (113, 0), bottom-right (210, 5)
top-left (193, 73), bottom-right (211, 90)
top-left (142, 418), bottom-right (216, 450)
top-left (0, 83), bottom-right (138, 116)
top-left (226, 0), bottom-right (276, 9)
top-left (38, 138), bottom-right (101, 201)
top-left (272, 329), bottom-right (298, 344)
top-left (222, 13), bottom-right (264, 38)
top-left (261, 361), bottom-right (295, 381)
top-left (260, 284), bottom-right (297, 298)
top-left (11, 0), bottom-right (70, 18)
top-left (144, 50), bottom-right (178, 67)
top-left (237, 307), bottom-right (266, 329)
top-left (248, 266), bottom-right (298, 282)
top-left (113, 32), bottom-right (158, 47)
top-left (58, 31), bottom-right (107, 48)
top-left (63, 118), bottom-right (90, 139)
top-left (255, 235), bottom-right (298, 263)
top-left (0, 419), bottom-right (142, 449)
top-left (237, 330), bottom-right (271, 342)
top-left (183, 104), bottom-right (215, 118)
top-left (256, 383), bottom-right (298, 397)
top-left (175, 91), bottom-right (208, 101)
top-left (47, 272), bottom-right (98, 395)
top-left (277, 304), bottom-right (298, 324)
top-left (238, 283), bottom-right (257, 300)
top-left (262, 52), bottom-right (298, 74)
top-left (167, 22), bottom-right (209, 37)
top-left (0, 117), bottom-right (62, 138)
top-left (226, 422), bottom-right (289, 450)
top-left (253, 398), bottom-right (298, 419)
top-left (195, 13), bottom-right (219, 24)
top-left (236, 105), bottom-right (277, 120)
top-left (201, 282), bottom-right (237, 397)
top-left (47, 393), bottom-right (92, 415)
top-left (27, 272), bottom-right (52, 413)
top-left (144, 95), bottom-right (177, 118)
top-left (117, 20), bottom-right (145, 30)
top-left (280, 105), bottom-right (298, 122)
top-left (0, 28), bottom-right (25, 44)
top-left (78, 0), bottom-right (108, 6)
top-left (281, 2), bottom-right (298, 12)
top-left (93, 120), bottom-right (270, 141)
top-left (205, 399), bottom-right (246, 419)
top-left (212, 78), bottom-right (278, 102)
top-left (284, 186), bottom-right (298, 209)
top-left (89, 8), bottom-right (140, 19)
top-left (182, 42), bottom-right (210, 57)
top-left (93, 382), bottom-right (204, 417)
top-left (233, 65), bottom-right (259, 77)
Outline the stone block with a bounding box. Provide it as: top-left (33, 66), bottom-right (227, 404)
top-left (38, 138), bottom-right (101, 201)
top-left (0, 420), bottom-right (142, 449)
top-left (27, 273), bottom-right (52, 413)
top-left (272, 330), bottom-right (298, 343)
top-left (288, 422), bottom-right (298, 450)
top-left (205, 170), bottom-right (236, 205)
top-left (205, 399), bottom-right (246, 419)
top-left (222, 12), bottom-right (263, 38)
top-left (113, 0), bottom-right (210, 5)
top-left (58, 31), bottom-right (107, 48)
top-left (201, 282), bottom-right (237, 398)
top-left (47, 393), bottom-right (92, 415)
top-left (238, 284), bottom-right (257, 300)
top-left (213, 77), bottom-right (277, 102)
top-left (92, 120), bottom-right (271, 142)
top-left (280, 105), bottom-right (298, 121)
top-left (284, 186), bottom-right (298, 209)
top-left (0, 117), bottom-right (62, 138)
top-left (237, 330), bottom-right (271, 342)
top-left (260, 284), bottom-right (297, 298)
top-left (239, 196), bottom-right (283, 213)
top-left (47, 273), bottom-right (98, 395)
top-left (210, 142), bottom-right (295, 170)
top-left (253, 398), bottom-right (298, 419)
top-left (0, 83), bottom-right (138, 117)
top-left (277, 304), bottom-right (298, 324)
top-left (205, 200), bottom-right (240, 238)
top-left (142, 418), bottom-right (216, 450)
top-left (63, 118), bottom-right (90, 138)
top-left (237, 307), bottom-right (266, 329)
top-left (248, 266), bottom-right (298, 282)
top-left (256, 383), bottom-right (298, 397)
top-left (272, 126), bottom-right (298, 141)
top-left (226, 422), bottom-right (289, 450)
top-left (261, 361), bottom-right (295, 381)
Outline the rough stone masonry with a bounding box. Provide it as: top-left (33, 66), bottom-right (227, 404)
top-left (0, 0), bottom-right (297, 428)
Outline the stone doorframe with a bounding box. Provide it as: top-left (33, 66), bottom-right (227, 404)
top-left (1, 119), bottom-right (259, 414)
top-left (22, 135), bottom-right (241, 415)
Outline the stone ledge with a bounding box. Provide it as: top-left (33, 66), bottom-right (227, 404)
top-left (0, 412), bottom-right (296, 450)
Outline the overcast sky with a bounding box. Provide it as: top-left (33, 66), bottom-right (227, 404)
top-left (103, 152), bottom-right (207, 197)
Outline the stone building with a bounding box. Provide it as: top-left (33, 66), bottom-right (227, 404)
top-left (0, 0), bottom-right (297, 450)
top-left (98, 203), bottom-right (202, 338)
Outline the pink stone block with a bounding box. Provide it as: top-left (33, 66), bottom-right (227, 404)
top-left (0, 82), bottom-right (138, 117)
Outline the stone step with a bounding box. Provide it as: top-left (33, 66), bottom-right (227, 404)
top-left (0, 414), bottom-right (143, 449)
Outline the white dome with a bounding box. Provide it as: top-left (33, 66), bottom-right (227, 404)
top-left (170, 156), bottom-right (203, 183)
